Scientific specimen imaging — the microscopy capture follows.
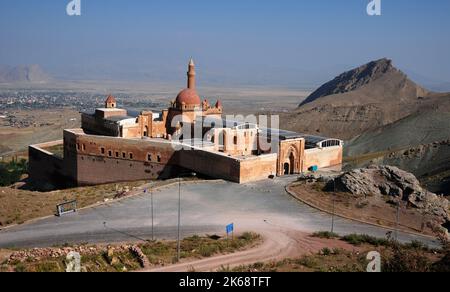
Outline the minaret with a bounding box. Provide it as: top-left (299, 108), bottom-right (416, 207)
top-left (187, 58), bottom-right (196, 89)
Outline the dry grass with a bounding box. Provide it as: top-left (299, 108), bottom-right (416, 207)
top-left (0, 180), bottom-right (149, 227)
top-left (1, 233), bottom-right (261, 272)
top-left (232, 236), bottom-right (446, 272)
top-left (288, 182), bottom-right (438, 236)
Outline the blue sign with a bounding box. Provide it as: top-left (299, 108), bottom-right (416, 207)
top-left (226, 223), bottom-right (234, 234)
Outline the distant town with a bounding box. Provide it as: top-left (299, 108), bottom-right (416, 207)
top-left (0, 90), bottom-right (169, 129)
top-left (0, 90), bottom-right (166, 112)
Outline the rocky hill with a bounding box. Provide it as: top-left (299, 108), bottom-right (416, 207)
top-left (300, 58), bottom-right (429, 107)
top-left (300, 58), bottom-right (419, 106)
top-left (0, 65), bottom-right (50, 83)
top-left (282, 58), bottom-right (450, 140)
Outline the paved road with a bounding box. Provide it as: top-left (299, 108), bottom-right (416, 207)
top-left (0, 177), bottom-right (439, 249)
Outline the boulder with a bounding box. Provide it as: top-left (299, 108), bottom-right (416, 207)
top-left (333, 165), bottom-right (450, 223)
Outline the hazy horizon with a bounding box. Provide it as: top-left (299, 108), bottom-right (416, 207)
top-left (1, 0), bottom-right (450, 89)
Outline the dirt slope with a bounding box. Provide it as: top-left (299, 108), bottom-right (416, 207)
top-left (345, 111), bottom-right (450, 157)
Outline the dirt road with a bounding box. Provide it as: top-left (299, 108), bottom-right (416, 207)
top-left (145, 227), bottom-right (356, 272)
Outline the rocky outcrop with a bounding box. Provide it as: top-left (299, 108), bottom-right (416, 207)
top-left (334, 165), bottom-right (450, 223)
top-left (300, 58), bottom-right (400, 106)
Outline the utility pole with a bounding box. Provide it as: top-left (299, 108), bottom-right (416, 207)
top-left (331, 179), bottom-right (336, 234)
top-left (177, 176), bottom-right (181, 262)
top-left (395, 201), bottom-right (400, 241)
top-left (176, 172), bottom-right (196, 263)
top-left (151, 188), bottom-right (154, 241)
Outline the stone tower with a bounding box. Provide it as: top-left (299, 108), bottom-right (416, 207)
top-left (105, 95), bottom-right (117, 108)
top-left (187, 58), bottom-right (196, 89)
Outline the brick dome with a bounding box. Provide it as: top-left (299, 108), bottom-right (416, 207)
top-left (176, 88), bottom-right (201, 106)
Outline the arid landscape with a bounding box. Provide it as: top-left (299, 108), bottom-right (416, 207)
top-left (279, 59), bottom-right (450, 196)
top-left (6, 59), bottom-right (449, 198)
top-left (0, 82), bottom-right (305, 159)
top-left (2, 0), bottom-right (450, 278)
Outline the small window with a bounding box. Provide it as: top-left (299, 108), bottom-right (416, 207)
top-left (122, 152), bottom-right (126, 159)
top-left (157, 155), bottom-right (161, 163)
top-left (76, 144), bottom-right (80, 151)
top-left (129, 153), bottom-right (133, 160)
top-left (115, 151), bottom-right (119, 158)
top-left (234, 136), bottom-right (238, 145)
top-left (147, 154), bottom-right (152, 162)
top-left (101, 147), bottom-right (105, 155)
top-left (108, 150), bottom-right (112, 157)
top-left (82, 144), bottom-right (86, 151)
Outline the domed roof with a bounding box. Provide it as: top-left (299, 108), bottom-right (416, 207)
top-left (176, 88), bottom-right (201, 106)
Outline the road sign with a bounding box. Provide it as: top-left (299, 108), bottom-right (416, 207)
top-left (226, 223), bottom-right (234, 235)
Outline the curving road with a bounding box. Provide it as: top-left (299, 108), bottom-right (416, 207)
top-left (0, 177), bottom-right (439, 249)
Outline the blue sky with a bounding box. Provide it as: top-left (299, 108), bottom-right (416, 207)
top-left (1, 0), bottom-right (450, 87)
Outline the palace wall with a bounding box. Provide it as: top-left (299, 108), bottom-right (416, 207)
top-left (238, 154), bottom-right (278, 183)
top-left (81, 113), bottom-right (120, 137)
top-left (28, 141), bottom-right (69, 189)
top-left (303, 146), bottom-right (343, 172)
top-left (63, 130), bottom-right (179, 186)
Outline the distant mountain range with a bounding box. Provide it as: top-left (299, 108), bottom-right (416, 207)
top-left (0, 65), bottom-right (51, 84)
